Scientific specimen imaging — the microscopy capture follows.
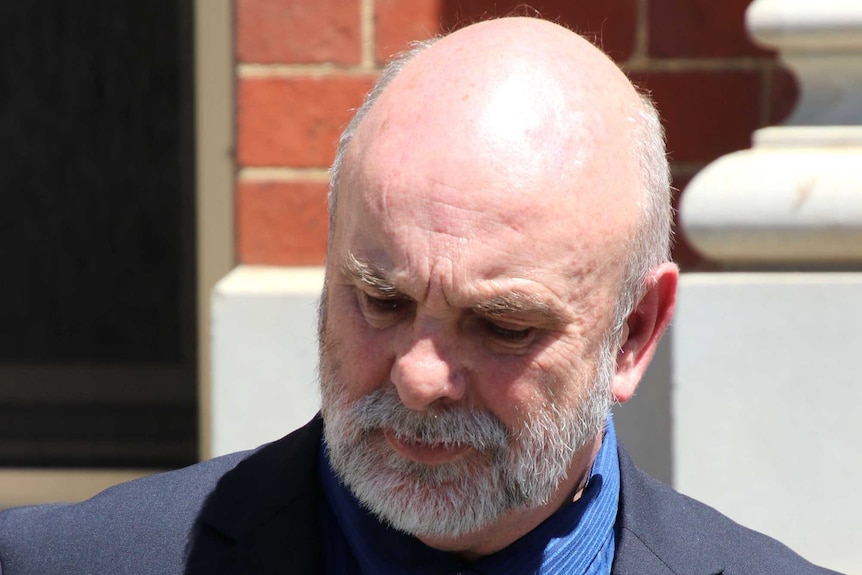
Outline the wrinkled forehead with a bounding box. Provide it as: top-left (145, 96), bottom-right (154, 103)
top-left (334, 131), bottom-right (636, 296)
top-left (333, 21), bottom-right (644, 279)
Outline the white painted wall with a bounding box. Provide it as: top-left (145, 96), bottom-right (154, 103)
top-left (613, 333), bottom-right (673, 484)
top-left (673, 273), bottom-right (862, 574)
top-left (210, 266), bottom-right (323, 456)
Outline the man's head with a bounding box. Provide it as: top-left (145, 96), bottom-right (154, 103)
top-left (318, 17), bottom-right (678, 556)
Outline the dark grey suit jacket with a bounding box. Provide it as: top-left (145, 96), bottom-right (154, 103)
top-left (0, 416), bottom-right (842, 574)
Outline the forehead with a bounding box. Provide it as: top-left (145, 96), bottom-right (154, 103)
top-left (330, 45), bottom-right (641, 302)
top-left (332, 145), bottom-right (631, 315)
top-left (336, 138), bottom-right (634, 279)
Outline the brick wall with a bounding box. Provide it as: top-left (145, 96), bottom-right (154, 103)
top-left (234, 0), bottom-right (797, 269)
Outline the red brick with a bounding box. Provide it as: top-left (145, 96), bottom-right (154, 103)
top-left (375, 0), bottom-right (444, 64)
top-left (649, 0), bottom-right (770, 58)
top-left (630, 70), bottom-right (761, 164)
top-left (438, 0), bottom-right (637, 62)
top-left (238, 75), bottom-right (377, 168)
top-left (766, 64), bottom-right (799, 126)
top-left (237, 180), bottom-right (329, 265)
top-left (237, 0), bottom-right (362, 64)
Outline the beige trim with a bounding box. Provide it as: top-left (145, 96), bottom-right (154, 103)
top-left (0, 470), bottom-right (159, 509)
top-left (237, 167), bottom-right (330, 182)
top-left (238, 63), bottom-right (376, 77)
top-left (195, 0), bottom-right (236, 461)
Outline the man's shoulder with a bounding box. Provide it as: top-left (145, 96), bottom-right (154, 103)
top-left (0, 450), bottom-right (250, 575)
top-left (614, 445), bottom-right (841, 575)
top-left (0, 417), bottom-right (322, 575)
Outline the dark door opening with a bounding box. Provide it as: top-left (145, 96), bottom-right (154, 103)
top-left (0, 1), bottom-right (197, 468)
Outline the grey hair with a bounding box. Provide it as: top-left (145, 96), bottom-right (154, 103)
top-left (325, 37), bottom-right (672, 339)
top-left (610, 93), bottom-right (673, 337)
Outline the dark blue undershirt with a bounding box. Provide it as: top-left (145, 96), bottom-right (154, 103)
top-left (319, 417), bottom-right (620, 574)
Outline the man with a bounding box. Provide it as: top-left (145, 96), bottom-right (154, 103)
top-left (0, 16), bottom-right (840, 575)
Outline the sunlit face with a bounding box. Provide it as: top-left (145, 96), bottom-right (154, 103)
top-left (320, 48), bottom-right (639, 543)
top-left (320, 153), bottom-right (631, 541)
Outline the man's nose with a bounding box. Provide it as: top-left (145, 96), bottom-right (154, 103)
top-left (390, 331), bottom-right (467, 410)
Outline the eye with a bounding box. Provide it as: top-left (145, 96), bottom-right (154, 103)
top-left (361, 292), bottom-right (407, 314)
top-left (356, 290), bottom-right (412, 327)
top-left (483, 320), bottom-right (535, 346)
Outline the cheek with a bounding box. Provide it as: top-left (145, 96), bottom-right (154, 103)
top-left (325, 288), bottom-right (396, 400)
top-left (466, 355), bottom-right (549, 431)
top-left (473, 343), bottom-right (590, 427)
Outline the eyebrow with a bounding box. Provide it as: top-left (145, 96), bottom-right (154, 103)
top-left (340, 252), bottom-right (568, 325)
top-left (473, 292), bottom-right (567, 326)
top-left (340, 253), bottom-right (402, 297)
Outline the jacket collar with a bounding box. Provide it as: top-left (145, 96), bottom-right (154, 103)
top-left (185, 416), bottom-right (324, 575)
top-left (612, 445), bottom-right (724, 575)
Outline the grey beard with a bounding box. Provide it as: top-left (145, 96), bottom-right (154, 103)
top-left (320, 346), bottom-right (614, 540)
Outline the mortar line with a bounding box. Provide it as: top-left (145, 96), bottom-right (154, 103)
top-left (238, 167), bottom-right (331, 181)
top-left (238, 63), bottom-right (377, 77)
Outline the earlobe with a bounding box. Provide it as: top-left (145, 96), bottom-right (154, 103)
top-left (611, 262), bottom-right (678, 403)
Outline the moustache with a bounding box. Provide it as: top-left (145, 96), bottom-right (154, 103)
top-left (352, 388), bottom-right (510, 453)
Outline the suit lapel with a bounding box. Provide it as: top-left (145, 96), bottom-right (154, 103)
top-left (184, 416), bottom-right (325, 575)
top-left (612, 531), bottom-right (682, 575)
top-left (612, 445), bottom-right (724, 575)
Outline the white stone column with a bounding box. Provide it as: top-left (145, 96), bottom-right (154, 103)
top-left (682, 0), bottom-right (862, 263)
top-left (674, 1), bottom-right (862, 572)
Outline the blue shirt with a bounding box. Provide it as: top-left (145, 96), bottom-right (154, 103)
top-left (319, 417), bottom-right (621, 574)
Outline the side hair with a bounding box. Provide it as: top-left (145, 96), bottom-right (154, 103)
top-left (611, 92), bottom-right (673, 336)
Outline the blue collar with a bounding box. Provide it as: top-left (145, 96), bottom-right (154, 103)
top-left (319, 417), bottom-right (621, 575)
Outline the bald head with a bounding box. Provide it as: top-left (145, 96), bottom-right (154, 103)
top-left (329, 17), bottom-right (671, 320)
top-left (366, 18), bottom-right (642, 161)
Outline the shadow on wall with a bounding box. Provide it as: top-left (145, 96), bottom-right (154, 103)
top-left (613, 333), bottom-right (673, 485)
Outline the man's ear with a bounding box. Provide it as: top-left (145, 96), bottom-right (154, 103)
top-left (611, 262), bottom-right (678, 404)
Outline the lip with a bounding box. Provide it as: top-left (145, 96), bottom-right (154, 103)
top-left (384, 430), bottom-right (472, 464)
